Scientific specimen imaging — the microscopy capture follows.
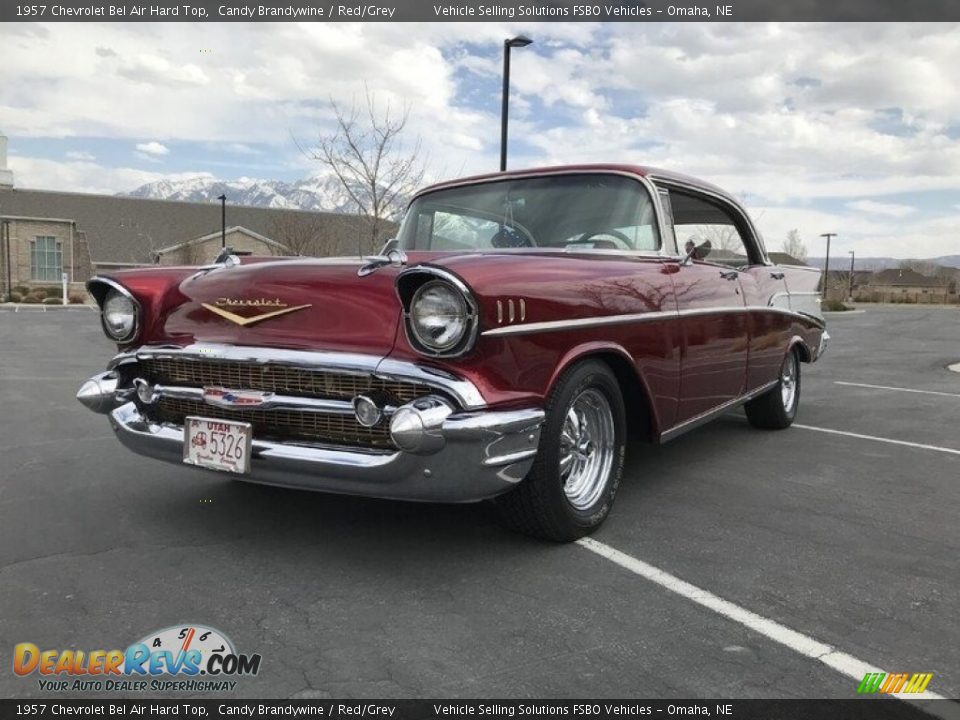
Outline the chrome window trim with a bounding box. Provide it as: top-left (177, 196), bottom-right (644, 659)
top-left (648, 176), bottom-right (770, 265)
top-left (481, 304), bottom-right (825, 338)
top-left (87, 275), bottom-right (143, 343)
top-left (118, 343), bottom-right (488, 411)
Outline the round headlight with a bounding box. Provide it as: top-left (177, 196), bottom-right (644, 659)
top-left (409, 280), bottom-right (469, 352)
top-left (102, 290), bottom-right (138, 341)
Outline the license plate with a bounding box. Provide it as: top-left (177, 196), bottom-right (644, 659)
top-left (183, 417), bottom-right (252, 475)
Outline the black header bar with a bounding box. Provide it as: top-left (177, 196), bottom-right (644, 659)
top-left (3, 0), bottom-right (960, 22)
top-left (0, 699), bottom-right (953, 719)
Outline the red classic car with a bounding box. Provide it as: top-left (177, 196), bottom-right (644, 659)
top-left (77, 164), bottom-right (826, 541)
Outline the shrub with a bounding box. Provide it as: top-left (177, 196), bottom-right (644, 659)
top-left (42, 286), bottom-right (64, 299)
top-left (20, 295), bottom-right (40, 304)
top-left (42, 297), bottom-right (62, 305)
top-left (821, 299), bottom-right (850, 312)
top-left (9, 291), bottom-right (23, 303)
top-left (12, 285), bottom-right (30, 295)
top-left (69, 295), bottom-right (86, 304)
top-left (29, 289), bottom-right (48, 301)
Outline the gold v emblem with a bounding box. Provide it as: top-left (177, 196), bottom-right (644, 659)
top-left (201, 303), bottom-right (312, 327)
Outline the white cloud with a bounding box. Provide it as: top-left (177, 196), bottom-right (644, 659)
top-left (8, 155), bottom-right (212, 195)
top-left (135, 141), bottom-right (169, 156)
top-left (846, 200), bottom-right (916, 218)
top-left (751, 206), bottom-right (960, 259)
top-left (4, 21), bottom-right (960, 257)
top-left (65, 150), bottom-right (96, 161)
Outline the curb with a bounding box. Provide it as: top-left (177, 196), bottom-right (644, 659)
top-left (0, 304), bottom-right (97, 312)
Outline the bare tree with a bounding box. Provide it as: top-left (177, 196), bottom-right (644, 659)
top-left (782, 229), bottom-right (808, 263)
top-left (676, 223), bottom-right (743, 253)
top-left (308, 88), bottom-right (425, 256)
top-left (898, 259), bottom-right (938, 277)
top-left (267, 214), bottom-right (339, 257)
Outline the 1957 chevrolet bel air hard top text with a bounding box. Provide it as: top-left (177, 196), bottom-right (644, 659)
top-left (77, 164), bottom-right (826, 541)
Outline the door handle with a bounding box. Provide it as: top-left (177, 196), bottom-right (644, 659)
top-left (770, 271), bottom-right (785, 280)
top-left (719, 269), bottom-right (739, 280)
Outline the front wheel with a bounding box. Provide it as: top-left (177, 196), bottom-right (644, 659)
top-left (745, 348), bottom-right (801, 429)
top-left (494, 360), bottom-right (627, 542)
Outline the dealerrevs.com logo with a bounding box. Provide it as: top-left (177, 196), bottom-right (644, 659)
top-left (13, 624), bottom-right (262, 693)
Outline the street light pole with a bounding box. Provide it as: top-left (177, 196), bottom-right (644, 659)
top-left (820, 232), bottom-right (836, 299)
top-left (500, 35), bottom-right (533, 172)
top-left (848, 250), bottom-right (855, 301)
top-left (217, 194), bottom-right (227, 249)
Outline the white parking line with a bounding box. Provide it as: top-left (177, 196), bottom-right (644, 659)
top-left (793, 424), bottom-right (960, 457)
top-left (577, 537), bottom-right (952, 712)
top-left (835, 381), bottom-right (960, 399)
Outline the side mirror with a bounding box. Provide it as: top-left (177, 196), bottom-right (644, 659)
top-left (681, 239), bottom-right (712, 265)
top-left (379, 238), bottom-right (399, 255)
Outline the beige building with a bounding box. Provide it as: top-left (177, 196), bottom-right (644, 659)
top-left (155, 226), bottom-right (288, 265)
top-left (0, 132), bottom-right (379, 302)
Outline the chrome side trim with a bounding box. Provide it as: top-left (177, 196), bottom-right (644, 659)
top-left (482, 305), bottom-right (825, 337)
top-left (659, 379), bottom-right (779, 443)
top-left (124, 343), bottom-right (488, 411)
top-left (483, 310), bottom-right (676, 336)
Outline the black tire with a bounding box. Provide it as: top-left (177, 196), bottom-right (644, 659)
top-left (494, 360), bottom-right (627, 542)
top-left (745, 348), bottom-right (801, 430)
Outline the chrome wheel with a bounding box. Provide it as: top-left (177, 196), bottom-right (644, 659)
top-left (780, 352), bottom-right (798, 412)
top-left (560, 388), bottom-right (616, 511)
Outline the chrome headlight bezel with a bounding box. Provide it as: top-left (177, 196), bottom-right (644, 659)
top-left (398, 269), bottom-right (479, 358)
top-left (98, 284), bottom-right (141, 343)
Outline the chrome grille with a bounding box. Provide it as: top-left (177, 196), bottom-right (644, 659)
top-left (139, 358), bottom-right (427, 404)
top-left (155, 397), bottom-right (393, 449)
top-left (137, 357), bottom-right (432, 450)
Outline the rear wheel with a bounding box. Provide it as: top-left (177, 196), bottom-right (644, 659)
top-left (494, 360), bottom-right (626, 542)
top-left (745, 348), bottom-right (801, 430)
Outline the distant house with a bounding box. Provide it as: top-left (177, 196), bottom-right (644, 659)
top-left (154, 226), bottom-right (290, 266)
top-left (0, 132), bottom-right (377, 300)
top-left (859, 268), bottom-right (953, 303)
top-left (767, 252), bottom-right (807, 266)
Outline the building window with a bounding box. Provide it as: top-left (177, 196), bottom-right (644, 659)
top-left (31, 236), bottom-right (62, 281)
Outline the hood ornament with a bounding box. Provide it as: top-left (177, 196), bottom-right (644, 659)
top-left (201, 298), bottom-right (311, 327)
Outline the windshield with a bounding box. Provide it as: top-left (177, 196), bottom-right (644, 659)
top-left (396, 174), bottom-right (661, 253)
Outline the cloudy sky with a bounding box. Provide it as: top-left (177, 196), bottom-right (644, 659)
top-left (2, 21), bottom-right (959, 259)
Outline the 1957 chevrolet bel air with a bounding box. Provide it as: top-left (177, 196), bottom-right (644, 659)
top-left (77, 164), bottom-right (826, 541)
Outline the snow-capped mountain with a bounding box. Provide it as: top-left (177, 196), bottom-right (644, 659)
top-left (124, 173), bottom-right (356, 213)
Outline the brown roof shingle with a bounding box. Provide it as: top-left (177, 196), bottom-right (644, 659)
top-left (0, 187), bottom-right (372, 263)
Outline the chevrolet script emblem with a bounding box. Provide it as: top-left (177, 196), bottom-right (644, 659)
top-left (201, 297), bottom-right (311, 327)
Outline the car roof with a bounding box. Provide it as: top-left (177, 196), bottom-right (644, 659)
top-left (415, 163), bottom-right (741, 207)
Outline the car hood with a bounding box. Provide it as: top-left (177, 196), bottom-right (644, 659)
top-left (161, 258), bottom-right (402, 354)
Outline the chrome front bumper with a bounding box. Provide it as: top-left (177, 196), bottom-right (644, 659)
top-left (817, 330), bottom-right (830, 360)
top-left (88, 395), bottom-right (543, 503)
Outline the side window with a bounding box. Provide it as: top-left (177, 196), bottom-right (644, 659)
top-left (668, 190), bottom-right (756, 268)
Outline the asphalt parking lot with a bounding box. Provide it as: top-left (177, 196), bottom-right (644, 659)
top-left (1, 305), bottom-right (958, 703)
